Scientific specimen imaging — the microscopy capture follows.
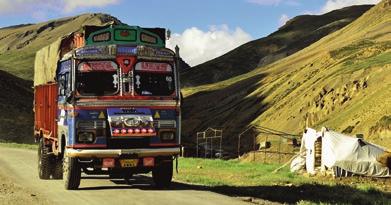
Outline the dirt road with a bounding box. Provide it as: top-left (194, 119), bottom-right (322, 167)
top-left (0, 147), bottom-right (251, 205)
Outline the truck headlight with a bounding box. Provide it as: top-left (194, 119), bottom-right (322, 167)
top-left (78, 132), bottom-right (95, 143)
top-left (160, 131), bottom-right (175, 142)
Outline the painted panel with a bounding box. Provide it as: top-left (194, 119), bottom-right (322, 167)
top-left (135, 62), bottom-right (172, 73)
top-left (34, 83), bottom-right (58, 139)
top-left (78, 61), bottom-right (118, 72)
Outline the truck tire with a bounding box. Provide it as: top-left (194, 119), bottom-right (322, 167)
top-left (38, 138), bottom-right (51, 180)
top-left (152, 160), bottom-right (173, 188)
top-left (52, 157), bottom-right (63, 179)
top-left (63, 156), bottom-right (81, 190)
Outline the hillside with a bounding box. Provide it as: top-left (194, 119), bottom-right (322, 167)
top-left (181, 5), bottom-right (372, 87)
top-left (0, 13), bottom-right (121, 80)
top-left (0, 70), bottom-right (33, 143)
top-left (181, 0), bottom-right (391, 152)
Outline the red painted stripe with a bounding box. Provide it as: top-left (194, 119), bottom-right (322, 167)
top-left (58, 106), bottom-right (177, 110)
top-left (76, 96), bottom-right (176, 101)
top-left (73, 106), bottom-right (177, 110)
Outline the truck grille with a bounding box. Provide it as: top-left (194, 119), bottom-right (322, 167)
top-left (154, 120), bottom-right (176, 128)
top-left (77, 120), bottom-right (106, 129)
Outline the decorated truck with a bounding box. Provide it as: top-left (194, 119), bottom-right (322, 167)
top-left (34, 23), bottom-right (182, 190)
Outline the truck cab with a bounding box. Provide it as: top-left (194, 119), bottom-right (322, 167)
top-left (34, 24), bottom-right (181, 190)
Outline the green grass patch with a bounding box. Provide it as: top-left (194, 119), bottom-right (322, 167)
top-left (0, 50), bottom-right (35, 80)
top-left (329, 39), bottom-right (375, 59)
top-left (174, 158), bottom-right (390, 205)
top-left (0, 141), bottom-right (37, 150)
top-left (378, 115), bottom-right (391, 127)
top-left (341, 51), bottom-right (391, 73)
top-left (174, 158), bottom-right (311, 186)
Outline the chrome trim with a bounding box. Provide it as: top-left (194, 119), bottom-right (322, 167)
top-left (75, 100), bottom-right (178, 107)
top-left (65, 147), bottom-right (180, 158)
top-left (77, 120), bottom-right (106, 129)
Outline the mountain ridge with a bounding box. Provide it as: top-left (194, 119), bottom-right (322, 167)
top-left (181, 0), bottom-right (391, 151)
top-left (181, 5), bottom-right (373, 87)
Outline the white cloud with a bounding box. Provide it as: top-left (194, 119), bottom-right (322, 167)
top-left (166, 25), bottom-right (253, 66)
top-left (63, 0), bottom-right (119, 13)
top-left (0, 0), bottom-right (119, 15)
top-left (301, 10), bottom-right (315, 15)
top-left (0, 0), bottom-right (49, 14)
top-left (321, 0), bottom-right (380, 13)
top-left (279, 14), bottom-right (290, 26)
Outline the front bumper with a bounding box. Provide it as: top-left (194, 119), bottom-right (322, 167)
top-left (65, 147), bottom-right (181, 158)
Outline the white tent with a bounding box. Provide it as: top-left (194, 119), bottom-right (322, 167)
top-left (322, 130), bottom-right (390, 177)
top-left (300, 128), bottom-right (320, 175)
top-left (292, 128), bottom-right (390, 177)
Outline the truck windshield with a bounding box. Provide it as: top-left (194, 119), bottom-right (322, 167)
top-left (76, 61), bottom-right (119, 96)
top-left (133, 62), bottom-right (175, 96)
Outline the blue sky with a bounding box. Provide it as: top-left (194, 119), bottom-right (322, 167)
top-left (0, 0), bottom-right (380, 65)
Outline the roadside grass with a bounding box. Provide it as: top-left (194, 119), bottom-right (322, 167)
top-left (174, 157), bottom-right (310, 186)
top-left (174, 158), bottom-right (391, 205)
top-left (0, 141), bottom-right (37, 150)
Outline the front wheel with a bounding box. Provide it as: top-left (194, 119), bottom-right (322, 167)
top-left (63, 156), bottom-right (81, 190)
top-left (152, 160), bottom-right (173, 188)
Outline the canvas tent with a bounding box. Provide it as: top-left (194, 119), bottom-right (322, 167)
top-left (322, 130), bottom-right (390, 177)
top-left (292, 128), bottom-right (390, 177)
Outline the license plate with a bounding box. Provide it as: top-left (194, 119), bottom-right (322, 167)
top-left (120, 159), bottom-right (138, 168)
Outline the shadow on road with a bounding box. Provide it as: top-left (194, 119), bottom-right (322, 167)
top-left (78, 175), bottom-right (391, 204)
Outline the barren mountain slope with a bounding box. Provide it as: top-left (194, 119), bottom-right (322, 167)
top-left (182, 0), bottom-right (391, 151)
top-left (181, 5), bottom-right (373, 87)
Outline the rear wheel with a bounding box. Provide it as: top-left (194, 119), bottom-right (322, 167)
top-left (63, 155), bottom-right (81, 190)
top-left (152, 160), bottom-right (173, 188)
top-left (38, 138), bottom-right (51, 180)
